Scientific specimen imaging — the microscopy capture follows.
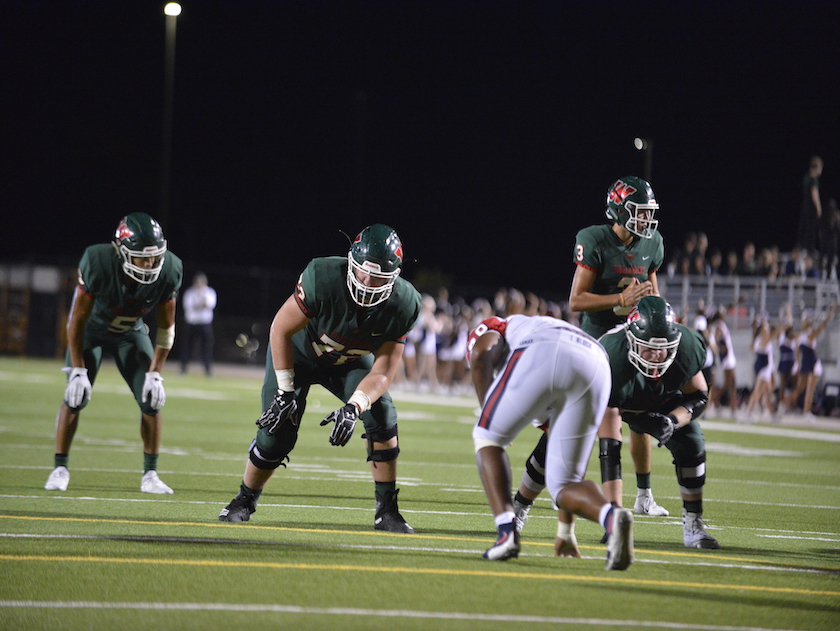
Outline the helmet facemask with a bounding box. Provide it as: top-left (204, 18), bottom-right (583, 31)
top-left (118, 242), bottom-right (167, 284)
top-left (626, 329), bottom-right (681, 379)
top-left (623, 200), bottom-right (659, 239)
top-left (346, 253), bottom-right (400, 307)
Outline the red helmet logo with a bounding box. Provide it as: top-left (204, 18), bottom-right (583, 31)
top-left (609, 180), bottom-right (637, 205)
top-left (115, 219), bottom-right (133, 242)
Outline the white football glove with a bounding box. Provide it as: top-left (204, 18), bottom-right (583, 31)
top-left (64, 367), bottom-right (92, 408)
top-left (142, 371), bottom-right (166, 410)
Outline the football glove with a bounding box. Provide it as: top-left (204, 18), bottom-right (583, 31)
top-left (142, 371), bottom-right (166, 410)
top-left (320, 404), bottom-right (358, 447)
top-left (647, 412), bottom-right (680, 447)
top-left (256, 390), bottom-right (299, 435)
top-left (64, 367), bottom-right (92, 408)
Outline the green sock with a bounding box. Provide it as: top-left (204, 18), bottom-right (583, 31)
top-left (143, 452), bottom-right (159, 473)
top-left (375, 481), bottom-right (396, 497)
top-left (684, 499), bottom-right (703, 514)
top-left (636, 473), bottom-right (651, 490)
top-left (55, 454), bottom-right (69, 469)
top-left (240, 483), bottom-right (262, 500)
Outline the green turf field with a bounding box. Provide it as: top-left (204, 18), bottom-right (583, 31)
top-left (1, 356), bottom-right (838, 630)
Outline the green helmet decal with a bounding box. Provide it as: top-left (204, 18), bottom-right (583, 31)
top-left (346, 224), bottom-right (403, 307)
top-left (113, 212), bottom-right (167, 284)
top-left (625, 296), bottom-right (681, 379)
top-left (605, 176), bottom-right (659, 239)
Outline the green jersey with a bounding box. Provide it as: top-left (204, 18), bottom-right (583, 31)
top-left (574, 224), bottom-right (664, 337)
top-left (600, 323), bottom-right (706, 414)
top-left (292, 256), bottom-right (422, 366)
top-left (78, 244), bottom-right (183, 335)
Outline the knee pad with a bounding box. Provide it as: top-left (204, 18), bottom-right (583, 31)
top-left (362, 424), bottom-right (400, 462)
top-left (522, 433), bottom-right (548, 491)
top-left (599, 438), bottom-right (622, 483)
top-left (675, 450), bottom-right (706, 495)
top-left (248, 423), bottom-right (299, 471)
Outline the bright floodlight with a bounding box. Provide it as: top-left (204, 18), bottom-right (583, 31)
top-left (164, 3), bottom-right (182, 16)
top-left (634, 137), bottom-right (648, 151)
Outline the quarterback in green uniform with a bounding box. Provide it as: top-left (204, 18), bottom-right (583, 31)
top-left (600, 296), bottom-right (720, 548)
top-left (44, 212), bottom-right (183, 494)
top-left (219, 224), bottom-right (422, 533)
top-left (514, 177), bottom-right (668, 533)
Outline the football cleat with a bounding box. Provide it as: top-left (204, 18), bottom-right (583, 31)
top-left (634, 491), bottom-right (669, 516)
top-left (219, 488), bottom-right (259, 522)
top-left (44, 466), bottom-right (70, 491)
top-left (512, 496), bottom-right (533, 533)
top-left (683, 509), bottom-right (721, 549)
top-left (605, 508), bottom-right (634, 571)
top-left (483, 523), bottom-right (520, 561)
top-left (374, 488), bottom-right (414, 533)
top-left (140, 470), bottom-right (174, 494)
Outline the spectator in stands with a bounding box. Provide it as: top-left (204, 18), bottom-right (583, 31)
top-left (690, 232), bottom-right (711, 276)
top-left (798, 156), bottom-right (823, 256)
top-left (677, 232), bottom-right (698, 275)
top-left (782, 246), bottom-right (805, 277)
top-left (707, 248), bottom-right (723, 276)
top-left (723, 250), bottom-right (739, 276)
top-left (734, 242), bottom-right (758, 276)
top-left (756, 247), bottom-right (780, 280)
top-left (818, 198), bottom-right (840, 279)
top-left (803, 253), bottom-right (820, 279)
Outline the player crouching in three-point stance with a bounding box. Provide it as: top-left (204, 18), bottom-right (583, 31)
top-left (219, 224), bottom-right (422, 533)
top-left (468, 314), bottom-right (634, 570)
top-left (45, 212), bottom-right (183, 494)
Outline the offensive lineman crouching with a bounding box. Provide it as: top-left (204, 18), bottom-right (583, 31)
top-left (219, 224), bottom-right (422, 533)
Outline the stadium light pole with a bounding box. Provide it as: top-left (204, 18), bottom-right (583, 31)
top-left (160, 2), bottom-right (182, 228)
top-left (634, 137), bottom-right (653, 183)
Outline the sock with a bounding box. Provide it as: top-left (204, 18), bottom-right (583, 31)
top-left (240, 482), bottom-right (262, 500)
top-left (143, 452), bottom-right (159, 473)
top-left (599, 502), bottom-right (616, 533)
top-left (54, 454), bottom-right (69, 469)
top-left (514, 491), bottom-right (534, 507)
top-left (375, 480), bottom-right (397, 497)
top-left (636, 472), bottom-right (651, 491)
top-left (684, 499), bottom-right (703, 514)
top-left (494, 511), bottom-right (516, 528)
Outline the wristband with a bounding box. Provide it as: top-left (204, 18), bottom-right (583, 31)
top-left (557, 520), bottom-right (575, 540)
top-left (347, 390), bottom-right (371, 414)
top-left (618, 292), bottom-right (626, 308)
top-left (275, 368), bottom-right (295, 392)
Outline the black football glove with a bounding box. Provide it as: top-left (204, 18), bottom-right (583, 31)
top-left (320, 404), bottom-right (358, 446)
top-left (646, 412), bottom-right (680, 447)
top-left (256, 390), bottom-right (299, 435)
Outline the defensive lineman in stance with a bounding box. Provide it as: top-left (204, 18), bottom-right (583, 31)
top-left (45, 213), bottom-right (183, 494)
top-left (468, 314), bottom-right (634, 570)
top-left (219, 225), bottom-right (422, 532)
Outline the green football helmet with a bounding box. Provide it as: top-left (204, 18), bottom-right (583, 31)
top-left (605, 176), bottom-right (659, 239)
top-left (113, 212), bottom-right (167, 284)
top-left (346, 224), bottom-right (404, 307)
top-left (625, 296), bottom-right (681, 379)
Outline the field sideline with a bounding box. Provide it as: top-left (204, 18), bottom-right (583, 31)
top-left (1, 356), bottom-right (838, 631)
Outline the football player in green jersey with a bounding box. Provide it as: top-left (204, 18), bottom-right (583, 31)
top-left (599, 296), bottom-right (720, 548)
top-left (513, 177), bottom-right (668, 533)
top-left (44, 213), bottom-right (183, 494)
top-left (219, 224), bottom-right (423, 533)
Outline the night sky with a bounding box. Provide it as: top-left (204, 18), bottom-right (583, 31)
top-left (4, 0), bottom-right (839, 304)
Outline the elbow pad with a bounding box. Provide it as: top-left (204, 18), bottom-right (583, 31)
top-left (682, 390), bottom-right (708, 420)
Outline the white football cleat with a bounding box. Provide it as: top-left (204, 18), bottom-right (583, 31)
top-left (512, 496), bottom-right (533, 533)
top-left (45, 466), bottom-right (70, 491)
top-left (605, 508), bottom-right (634, 571)
top-left (634, 490), bottom-right (669, 516)
top-left (683, 509), bottom-right (721, 549)
top-left (140, 470), bottom-right (174, 495)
